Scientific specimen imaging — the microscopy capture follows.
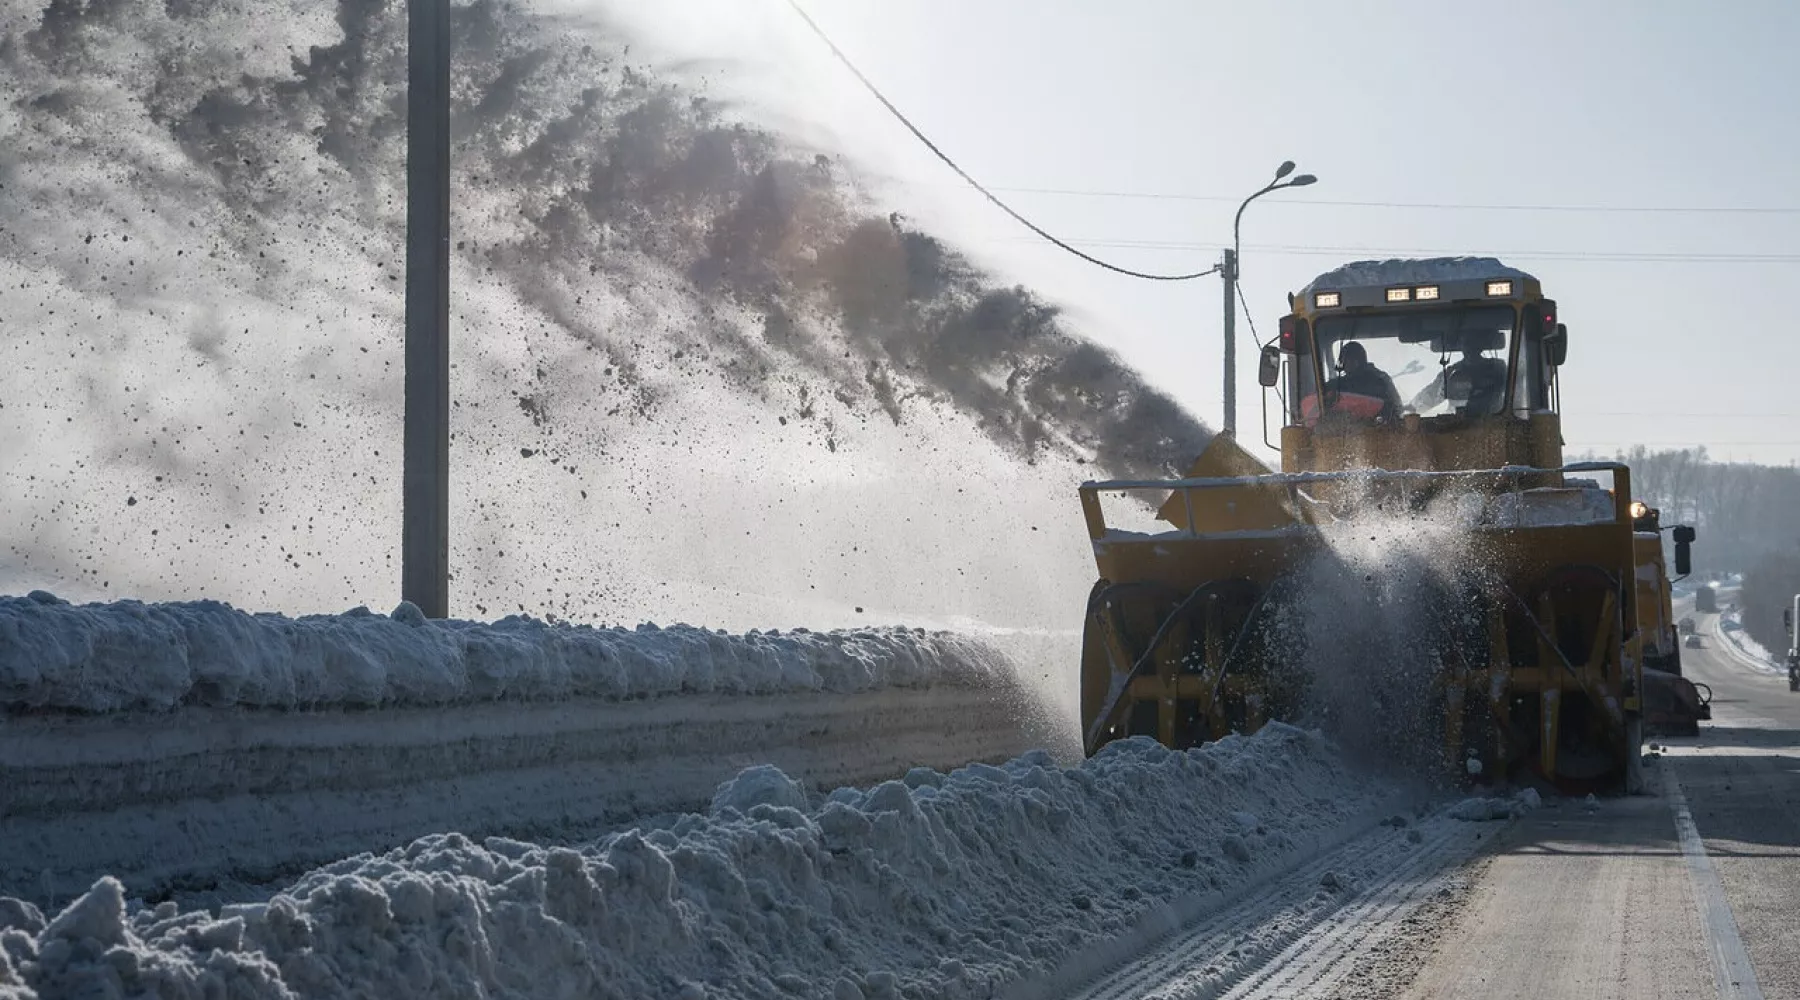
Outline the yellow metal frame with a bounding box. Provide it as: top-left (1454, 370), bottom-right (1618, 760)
top-left (1078, 462), bottom-right (1643, 784)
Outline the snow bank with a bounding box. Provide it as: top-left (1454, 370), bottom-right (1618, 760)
top-left (0, 593), bottom-right (1013, 713)
top-left (0, 724), bottom-right (1386, 1000)
top-left (1717, 610), bottom-right (1783, 675)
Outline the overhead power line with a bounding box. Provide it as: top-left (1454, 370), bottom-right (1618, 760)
top-left (783, 0), bottom-right (1217, 282)
top-left (987, 236), bottom-right (1800, 265)
top-left (985, 185), bottom-right (1800, 216)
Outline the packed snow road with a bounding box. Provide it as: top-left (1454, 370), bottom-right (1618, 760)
top-left (1032, 604), bottom-right (1800, 1000)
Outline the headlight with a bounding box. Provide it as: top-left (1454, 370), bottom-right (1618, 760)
top-left (1630, 500), bottom-right (1649, 520)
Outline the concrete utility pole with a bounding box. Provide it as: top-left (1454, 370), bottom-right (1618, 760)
top-left (1221, 248), bottom-right (1237, 438)
top-left (1222, 161), bottom-right (1316, 439)
top-left (403, 0), bottom-right (452, 619)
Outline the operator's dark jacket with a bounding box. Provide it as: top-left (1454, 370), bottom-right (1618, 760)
top-left (1328, 365), bottom-right (1402, 422)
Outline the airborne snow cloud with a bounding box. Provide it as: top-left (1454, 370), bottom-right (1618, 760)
top-left (0, 0), bottom-right (1207, 644)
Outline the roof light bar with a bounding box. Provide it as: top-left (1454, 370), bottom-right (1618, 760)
top-left (1414, 285), bottom-right (1440, 301)
top-left (1385, 288), bottom-right (1411, 303)
top-left (1313, 291), bottom-right (1340, 308)
top-left (1486, 280), bottom-right (1513, 297)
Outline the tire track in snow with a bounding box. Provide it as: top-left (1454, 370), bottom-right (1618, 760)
top-left (1036, 806), bottom-right (1495, 1000)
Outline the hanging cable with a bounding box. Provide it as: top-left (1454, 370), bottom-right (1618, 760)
top-left (784, 0), bottom-right (1219, 282)
top-left (983, 185), bottom-right (1800, 215)
top-left (1236, 280), bottom-right (1265, 348)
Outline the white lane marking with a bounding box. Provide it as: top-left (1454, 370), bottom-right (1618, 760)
top-left (1664, 765), bottom-right (1765, 1000)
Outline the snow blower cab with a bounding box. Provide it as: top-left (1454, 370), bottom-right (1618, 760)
top-left (1077, 257), bottom-right (1693, 791)
top-left (1278, 258), bottom-right (1563, 475)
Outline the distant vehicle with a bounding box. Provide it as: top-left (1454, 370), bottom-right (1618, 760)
top-left (1678, 617), bottom-right (1695, 635)
top-left (1696, 586), bottom-right (1717, 613)
top-left (1787, 596), bottom-right (1799, 692)
top-left (1685, 634), bottom-right (1702, 649)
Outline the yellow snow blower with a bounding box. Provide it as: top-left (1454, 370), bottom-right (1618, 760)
top-left (1077, 258), bottom-right (1701, 789)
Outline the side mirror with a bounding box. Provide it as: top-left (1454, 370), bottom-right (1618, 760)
top-left (1257, 345), bottom-right (1281, 388)
top-left (1545, 323), bottom-right (1569, 367)
top-left (1672, 524), bottom-right (1695, 577)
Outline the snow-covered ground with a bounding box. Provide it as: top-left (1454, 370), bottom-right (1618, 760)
top-left (0, 724), bottom-right (1397, 1000)
top-left (2, 685), bottom-right (1055, 907)
top-left (1715, 609), bottom-right (1784, 676)
top-left (1, 594), bottom-right (1065, 905)
top-left (0, 592), bottom-right (1012, 713)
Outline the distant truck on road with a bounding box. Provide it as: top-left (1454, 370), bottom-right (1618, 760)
top-left (1787, 595), bottom-right (1800, 692)
top-left (1697, 586), bottom-right (1717, 613)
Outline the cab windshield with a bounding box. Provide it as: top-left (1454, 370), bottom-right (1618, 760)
top-left (1314, 305), bottom-right (1517, 419)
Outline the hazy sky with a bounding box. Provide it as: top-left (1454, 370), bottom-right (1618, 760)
top-left (610, 0), bottom-right (1800, 466)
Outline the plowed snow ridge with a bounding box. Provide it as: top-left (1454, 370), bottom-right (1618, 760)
top-left (0, 726), bottom-right (1391, 1000)
top-left (0, 592), bottom-right (1010, 712)
top-left (0, 593), bottom-right (1063, 906)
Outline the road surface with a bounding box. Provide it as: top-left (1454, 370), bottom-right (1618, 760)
top-left (1040, 602), bottom-right (1800, 999)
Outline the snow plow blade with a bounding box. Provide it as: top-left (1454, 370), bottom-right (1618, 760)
top-left (1642, 668), bottom-right (1710, 738)
top-left (1078, 437), bottom-right (1650, 791)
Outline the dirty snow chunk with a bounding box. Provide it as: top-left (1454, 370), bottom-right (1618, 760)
top-left (0, 723), bottom-right (1390, 1000)
top-left (1448, 797), bottom-right (1511, 821)
top-left (1221, 834), bottom-right (1254, 862)
top-left (0, 594), bottom-right (1016, 712)
top-left (711, 764), bottom-right (808, 813)
top-left (1230, 810), bottom-right (1260, 833)
top-left (1450, 787), bottom-right (1543, 822)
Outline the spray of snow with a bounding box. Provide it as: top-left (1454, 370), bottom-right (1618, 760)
top-left (0, 723), bottom-right (1389, 1000)
top-left (0, 1), bottom-right (1211, 732)
top-left (1271, 481), bottom-right (1501, 776)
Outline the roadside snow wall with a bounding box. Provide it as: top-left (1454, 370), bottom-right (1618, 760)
top-left (0, 592), bottom-right (1014, 713)
top-left (0, 724), bottom-right (1389, 1000)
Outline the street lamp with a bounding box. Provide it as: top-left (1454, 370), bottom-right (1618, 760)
top-left (1220, 161), bottom-right (1316, 439)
